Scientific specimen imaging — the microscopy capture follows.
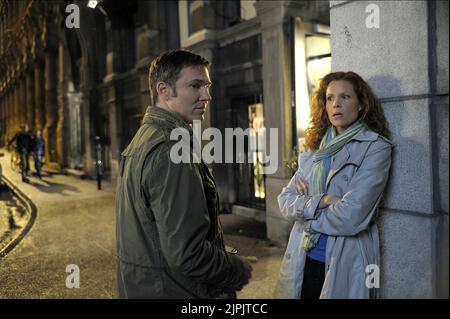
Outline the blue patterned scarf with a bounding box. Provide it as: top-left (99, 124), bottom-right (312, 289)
top-left (302, 122), bottom-right (364, 251)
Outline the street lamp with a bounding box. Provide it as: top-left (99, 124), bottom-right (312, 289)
top-left (87, 0), bottom-right (107, 16)
top-left (87, 1), bottom-right (100, 9)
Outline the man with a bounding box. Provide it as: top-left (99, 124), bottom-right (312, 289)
top-left (8, 124), bottom-right (32, 182)
top-left (116, 49), bottom-right (252, 298)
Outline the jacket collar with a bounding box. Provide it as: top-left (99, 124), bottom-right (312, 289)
top-left (324, 125), bottom-right (391, 187)
top-left (350, 126), bottom-right (378, 142)
top-left (142, 106), bottom-right (192, 133)
top-left (350, 125), bottom-right (394, 145)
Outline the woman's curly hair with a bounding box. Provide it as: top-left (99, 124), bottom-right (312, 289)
top-left (304, 71), bottom-right (391, 150)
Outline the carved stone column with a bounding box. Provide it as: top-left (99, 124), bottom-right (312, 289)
top-left (34, 60), bottom-right (46, 131)
top-left (254, 2), bottom-right (294, 245)
top-left (6, 90), bottom-right (13, 139)
top-left (3, 92), bottom-right (8, 144)
top-left (19, 76), bottom-right (27, 126)
top-left (56, 42), bottom-right (70, 166)
top-left (0, 96), bottom-right (4, 145)
top-left (104, 18), bottom-right (123, 181)
top-left (26, 70), bottom-right (35, 129)
top-left (44, 46), bottom-right (58, 163)
top-left (14, 80), bottom-right (20, 131)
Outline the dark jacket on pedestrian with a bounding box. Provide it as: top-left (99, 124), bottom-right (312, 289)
top-left (8, 132), bottom-right (32, 153)
top-left (31, 136), bottom-right (45, 156)
top-left (116, 106), bottom-right (248, 298)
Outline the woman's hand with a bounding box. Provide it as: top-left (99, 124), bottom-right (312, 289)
top-left (295, 178), bottom-right (309, 196)
top-left (295, 177), bottom-right (340, 208)
top-left (318, 195), bottom-right (341, 209)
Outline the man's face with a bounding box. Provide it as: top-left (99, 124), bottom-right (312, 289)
top-left (166, 65), bottom-right (212, 124)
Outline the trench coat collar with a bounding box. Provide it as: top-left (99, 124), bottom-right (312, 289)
top-left (142, 105), bottom-right (192, 134)
top-left (325, 126), bottom-right (379, 188)
top-left (349, 126), bottom-right (379, 143)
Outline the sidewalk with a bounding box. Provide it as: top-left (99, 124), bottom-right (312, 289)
top-left (0, 149), bottom-right (117, 298)
top-left (0, 149), bottom-right (284, 298)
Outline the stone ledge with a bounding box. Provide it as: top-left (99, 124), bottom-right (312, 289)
top-left (232, 204), bottom-right (266, 223)
top-left (0, 174), bottom-right (37, 258)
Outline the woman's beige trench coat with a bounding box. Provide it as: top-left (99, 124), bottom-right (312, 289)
top-left (275, 127), bottom-right (393, 299)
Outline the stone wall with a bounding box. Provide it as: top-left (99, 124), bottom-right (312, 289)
top-left (330, 0), bottom-right (449, 298)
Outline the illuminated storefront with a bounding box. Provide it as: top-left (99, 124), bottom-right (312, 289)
top-left (293, 18), bottom-right (331, 152)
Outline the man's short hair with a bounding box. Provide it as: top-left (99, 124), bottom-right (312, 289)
top-left (148, 49), bottom-right (210, 105)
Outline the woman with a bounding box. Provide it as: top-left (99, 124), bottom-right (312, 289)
top-left (275, 72), bottom-right (393, 299)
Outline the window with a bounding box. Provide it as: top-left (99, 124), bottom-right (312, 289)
top-left (248, 103), bottom-right (265, 199)
top-left (293, 18), bottom-right (331, 150)
top-left (188, 0), bottom-right (205, 34)
top-left (240, 0), bottom-right (256, 21)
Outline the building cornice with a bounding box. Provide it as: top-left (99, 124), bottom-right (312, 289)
top-left (216, 17), bottom-right (261, 47)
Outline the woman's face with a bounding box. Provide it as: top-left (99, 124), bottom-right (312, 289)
top-left (325, 80), bottom-right (360, 135)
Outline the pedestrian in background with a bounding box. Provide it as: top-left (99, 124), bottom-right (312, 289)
top-left (116, 49), bottom-right (252, 298)
top-left (275, 71), bottom-right (393, 299)
top-left (7, 124), bottom-right (32, 182)
top-left (32, 129), bottom-right (45, 179)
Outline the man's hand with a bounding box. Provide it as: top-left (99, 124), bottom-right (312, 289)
top-left (236, 256), bottom-right (253, 290)
top-left (318, 195), bottom-right (341, 209)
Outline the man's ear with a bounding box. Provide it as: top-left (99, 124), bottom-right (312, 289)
top-left (156, 81), bottom-right (172, 101)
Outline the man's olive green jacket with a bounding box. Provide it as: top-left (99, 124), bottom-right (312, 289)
top-left (116, 106), bottom-right (247, 298)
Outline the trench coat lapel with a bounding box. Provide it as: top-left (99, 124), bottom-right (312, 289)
top-left (325, 144), bottom-right (350, 189)
top-left (324, 128), bottom-right (382, 189)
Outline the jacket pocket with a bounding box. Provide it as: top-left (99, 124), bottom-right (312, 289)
top-left (331, 164), bottom-right (359, 195)
top-left (162, 268), bottom-right (209, 298)
top-left (117, 259), bottom-right (164, 298)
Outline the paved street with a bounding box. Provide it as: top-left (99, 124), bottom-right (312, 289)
top-left (0, 184), bottom-right (29, 253)
top-left (0, 149), bottom-right (117, 298)
top-left (0, 149), bottom-right (284, 299)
